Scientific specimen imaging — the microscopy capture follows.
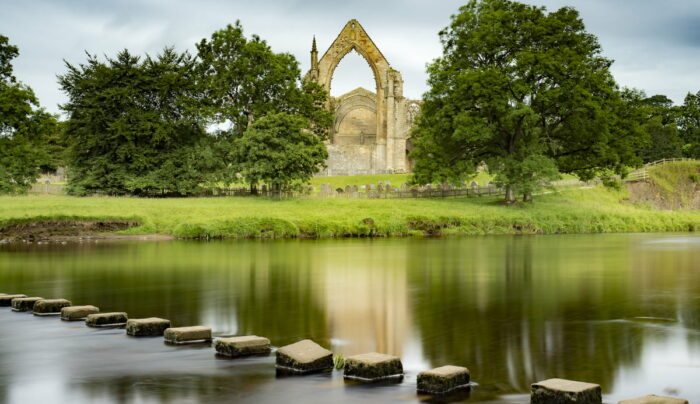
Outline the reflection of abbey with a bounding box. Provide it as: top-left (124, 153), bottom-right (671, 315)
top-left (306, 20), bottom-right (420, 176)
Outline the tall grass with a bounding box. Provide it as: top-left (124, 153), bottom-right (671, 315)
top-left (1, 185), bottom-right (697, 239)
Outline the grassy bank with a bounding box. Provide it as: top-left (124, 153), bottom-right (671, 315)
top-left (1, 185), bottom-right (698, 240)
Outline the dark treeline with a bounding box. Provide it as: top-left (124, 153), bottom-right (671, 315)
top-left (2, 2), bottom-right (700, 197)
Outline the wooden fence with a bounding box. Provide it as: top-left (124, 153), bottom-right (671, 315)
top-left (625, 158), bottom-right (698, 182)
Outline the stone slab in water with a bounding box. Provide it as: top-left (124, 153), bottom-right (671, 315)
top-left (531, 378), bottom-right (602, 404)
top-left (343, 352), bottom-right (404, 381)
top-left (0, 294), bottom-right (27, 306)
top-left (33, 299), bottom-right (72, 315)
top-left (61, 305), bottom-right (99, 321)
top-left (417, 365), bottom-right (470, 394)
top-left (163, 326), bottom-right (212, 344)
top-left (276, 339), bottom-right (333, 374)
top-left (86, 312), bottom-right (128, 327)
top-left (11, 297), bottom-right (43, 312)
top-left (126, 318), bottom-right (171, 336)
top-left (215, 335), bottom-right (271, 357)
top-left (618, 395), bottom-right (688, 404)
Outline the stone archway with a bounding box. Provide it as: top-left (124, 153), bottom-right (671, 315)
top-left (307, 20), bottom-right (416, 175)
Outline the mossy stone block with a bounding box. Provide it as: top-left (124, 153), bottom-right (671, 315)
top-left (344, 352), bottom-right (403, 381)
top-left (126, 317), bottom-right (171, 336)
top-left (0, 294), bottom-right (27, 306)
top-left (215, 335), bottom-right (271, 357)
top-left (11, 297), bottom-right (43, 312)
top-left (417, 365), bottom-right (470, 394)
top-left (33, 299), bottom-right (72, 315)
top-left (86, 312), bottom-right (128, 327)
top-left (164, 326), bottom-right (212, 343)
top-left (531, 378), bottom-right (602, 404)
top-left (276, 339), bottom-right (333, 374)
top-left (61, 305), bottom-right (99, 320)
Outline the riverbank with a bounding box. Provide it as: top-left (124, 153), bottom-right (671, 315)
top-left (1, 186), bottom-right (698, 242)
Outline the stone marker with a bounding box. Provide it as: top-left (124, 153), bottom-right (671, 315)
top-left (11, 297), bottom-right (43, 312)
top-left (343, 352), bottom-right (404, 382)
top-left (126, 317), bottom-right (171, 336)
top-left (86, 312), bottom-right (128, 327)
top-left (531, 378), bottom-right (602, 404)
top-left (618, 395), bottom-right (688, 404)
top-left (0, 294), bottom-right (27, 306)
top-left (276, 339), bottom-right (333, 374)
top-left (215, 335), bottom-right (271, 357)
top-left (33, 299), bottom-right (72, 316)
top-left (417, 365), bottom-right (470, 394)
top-left (164, 326), bottom-right (212, 344)
top-left (61, 305), bottom-right (99, 321)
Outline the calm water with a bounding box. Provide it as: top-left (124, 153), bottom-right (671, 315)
top-left (1, 234), bottom-right (699, 403)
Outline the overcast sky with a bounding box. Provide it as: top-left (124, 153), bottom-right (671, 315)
top-left (2, 0), bottom-right (700, 115)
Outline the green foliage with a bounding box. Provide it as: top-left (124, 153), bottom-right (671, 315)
top-left (0, 34), bottom-right (59, 194)
top-left (628, 92), bottom-right (684, 162)
top-left (410, 0), bottom-right (643, 202)
top-left (59, 48), bottom-right (216, 196)
top-left (679, 91), bottom-right (700, 158)
top-left (196, 22), bottom-right (331, 184)
top-left (232, 113), bottom-right (327, 191)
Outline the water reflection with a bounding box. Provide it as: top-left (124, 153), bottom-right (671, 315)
top-left (0, 234), bottom-right (699, 403)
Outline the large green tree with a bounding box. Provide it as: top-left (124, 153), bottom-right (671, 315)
top-left (59, 48), bottom-right (216, 196)
top-left (232, 112), bottom-right (327, 193)
top-left (679, 91), bottom-right (700, 158)
top-left (410, 0), bottom-right (644, 202)
top-left (0, 34), bottom-right (58, 194)
top-left (196, 22), bottom-right (332, 185)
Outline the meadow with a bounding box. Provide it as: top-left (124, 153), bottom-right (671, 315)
top-left (2, 184), bottom-right (698, 239)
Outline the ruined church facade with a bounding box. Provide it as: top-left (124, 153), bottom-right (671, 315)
top-left (306, 20), bottom-right (420, 176)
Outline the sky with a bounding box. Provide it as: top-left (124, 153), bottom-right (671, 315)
top-left (2, 0), bottom-right (700, 115)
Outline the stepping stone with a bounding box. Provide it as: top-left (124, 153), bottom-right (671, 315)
top-left (126, 317), bottom-right (171, 336)
top-left (11, 297), bottom-right (43, 312)
top-left (618, 395), bottom-right (688, 404)
top-left (531, 378), bottom-right (602, 404)
top-left (215, 335), bottom-right (271, 357)
top-left (61, 305), bottom-right (99, 321)
top-left (417, 365), bottom-right (470, 394)
top-left (344, 352), bottom-right (404, 382)
top-left (86, 312), bottom-right (128, 327)
top-left (276, 339), bottom-right (333, 374)
top-left (164, 326), bottom-right (212, 344)
top-left (0, 294), bottom-right (27, 306)
top-left (33, 299), bottom-right (72, 316)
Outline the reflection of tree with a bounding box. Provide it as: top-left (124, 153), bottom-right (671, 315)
top-left (407, 236), bottom-right (647, 393)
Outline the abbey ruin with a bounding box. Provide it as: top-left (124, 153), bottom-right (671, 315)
top-left (306, 20), bottom-right (421, 176)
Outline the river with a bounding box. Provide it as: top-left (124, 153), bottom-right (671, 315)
top-left (1, 233), bottom-right (699, 403)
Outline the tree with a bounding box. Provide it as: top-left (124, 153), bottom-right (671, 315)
top-left (232, 112), bottom-right (327, 193)
top-left (410, 0), bottom-right (644, 203)
top-left (632, 94), bottom-right (683, 162)
top-left (679, 91), bottom-right (700, 158)
top-left (0, 34), bottom-right (58, 194)
top-left (59, 48), bottom-right (216, 196)
top-left (196, 22), bottom-right (332, 185)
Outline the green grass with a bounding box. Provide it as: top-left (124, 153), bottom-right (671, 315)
top-left (1, 185), bottom-right (698, 239)
top-left (308, 172), bottom-right (495, 190)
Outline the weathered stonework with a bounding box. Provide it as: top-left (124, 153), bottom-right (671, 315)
top-left (307, 20), bottom-right (419, 176)
top-left (276, 339), bottom-right (333, 374)
top-left (10, 297), bottom-right (42, 312)
top-left (86, 312), bottom-right (128, 327)
top-left (417, 365), bottom-right (471, 394)
top-left (618, 395), bottom-right (688, 404)
top-left (126, 317), bottom-right (171, 337)
top-left (61, 305), bottom-right (99, 321)
top-left (215, 335), bottom-right (271, 357)
top-left (531, 378), bottom-right (602, 404)
top-left (343, 352), bottom-right (403, 382)
top-left (33, 299), bottom-right (71, 315)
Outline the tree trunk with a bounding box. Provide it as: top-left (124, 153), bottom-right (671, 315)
top-left (250, 184), bottom-right (258, 196)
top-left (523, 192), bottom-right (533, 203)
top-left (504, 185), bottom-right (515, 204)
